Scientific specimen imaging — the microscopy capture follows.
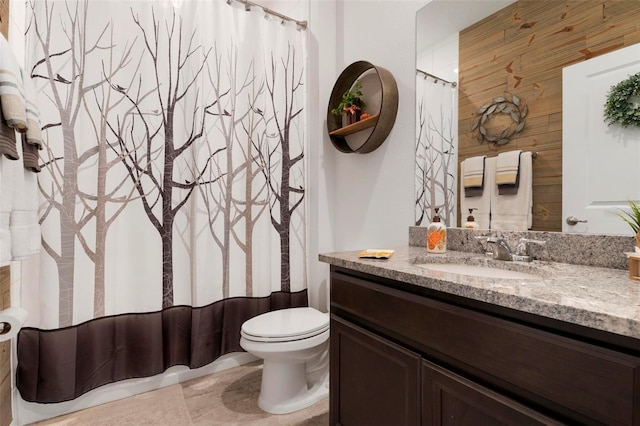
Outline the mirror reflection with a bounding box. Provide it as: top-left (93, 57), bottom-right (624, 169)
top-left (415, 0), bottom-right (515, 229)
top-left (415, 0), bottom-right (640, 235)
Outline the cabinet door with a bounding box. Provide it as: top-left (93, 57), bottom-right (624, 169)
top-left (331, 269), bottom-right (640, 424)
top-left (422, 360), bottom-right (563, 426)
top-left (330, 316), bottom-right (421, 426)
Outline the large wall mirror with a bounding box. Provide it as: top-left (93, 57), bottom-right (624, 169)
top-left (415, 0), bottom-right (640, 236)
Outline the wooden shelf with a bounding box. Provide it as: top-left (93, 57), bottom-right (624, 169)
top-left (326, 61), bottom-right (398, 154)
top-left (329, 114), bottom-right (379, 137)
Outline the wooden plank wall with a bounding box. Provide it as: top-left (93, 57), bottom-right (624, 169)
top-left (0, 266), bottom-right (11, 426)
top-left (458, 0), bottom-right (640, 231)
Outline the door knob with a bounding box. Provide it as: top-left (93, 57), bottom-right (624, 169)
top-left (566, 216), bottom-right (588, 225)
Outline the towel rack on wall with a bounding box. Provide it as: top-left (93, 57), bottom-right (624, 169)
top-left (478, 151), bottom-right (538, 159)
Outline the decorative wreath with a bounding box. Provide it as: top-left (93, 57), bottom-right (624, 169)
top-left (471, 93), bottom-right (528, 145)
top-left (603, 72), bottom-right (640, 128)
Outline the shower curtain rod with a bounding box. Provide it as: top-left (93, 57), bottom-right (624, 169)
top-left (416, 69), bottom-right (457, 88)
top-left (226, 0), bottom-right (308, 30)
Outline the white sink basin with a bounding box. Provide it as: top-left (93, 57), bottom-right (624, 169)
top-left (416, 263), bottom-right (541, 280)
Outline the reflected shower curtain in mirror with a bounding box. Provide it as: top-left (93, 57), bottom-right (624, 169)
top-left (17, 0), bottom-right (308, 403)
top-left (415, 74), bottom-right (456, 226)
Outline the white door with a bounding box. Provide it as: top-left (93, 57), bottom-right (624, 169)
top-left (563, 43), bottom-right (640, 235)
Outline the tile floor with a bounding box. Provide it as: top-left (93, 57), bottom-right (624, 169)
top-left (32, 361), bottom-right (329, 425)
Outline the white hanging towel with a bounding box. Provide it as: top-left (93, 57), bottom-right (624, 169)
top-left (0, 120), bottom-right (17, 265)
top-left (10, 136), bottom-right (40, 260)
top-left (490, 151), bottom-right (533, 231)
top-left (22, 72), bottom-right (43, 174)
top-left (9, 135), bottom-right (29, 260)
top-left (462, 155), bottom-right (486, 197)
top-left (495, 149), bottom-right (522, 186)
top-left (0, 156), bottom-right (12, 266)
top-left (0, 36), bottom-right (27, 132)
top-left (460, 156), bottom-right (494, 229)
top-left (0, 38), bottom-right (42, 262)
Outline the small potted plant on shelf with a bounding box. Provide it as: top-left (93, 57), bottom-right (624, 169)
top-left (331, 80), bottom-right (367, 125)
top-left (614, 200), bottom-right (640, 251)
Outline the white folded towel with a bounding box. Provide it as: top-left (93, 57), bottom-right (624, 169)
top-left (10, 140), bottom-right (40, 260)
top-left (495, 150), bottom-right (522, 186)
top-left (9, 134), bottom-right (26, 259)
top-left (0, 154), bottom-right (13, 265)
top-left (0, 37), bottom-right (42, 263)
top-left (460, 156), bottom-right (494, 229)
top-left (0, 36), bottom-right (27, 131)
top-left (23, 172), bottom-right (40, 256)
top-left (490, 151), bottom-right (533, 231)
top-left (461, 155), bottom-right (486, 197)
top-left (0, 211), bottom-right (10, 266)
top-left (0, 152), bottom-right (14, 212)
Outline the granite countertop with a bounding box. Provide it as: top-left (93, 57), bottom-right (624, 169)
top-left (319, 246), bottom-right (640, 339)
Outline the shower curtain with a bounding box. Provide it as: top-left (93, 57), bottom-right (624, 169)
top-left (17, 0), bottom-right (308, 403)
top-left (415, 74), bottom-right (456, 226)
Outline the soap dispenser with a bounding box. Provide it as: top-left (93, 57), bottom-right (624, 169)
top-left (427, 208), bottom-right (447, 253)
top-left (463, 208), bottom-right (480, 229)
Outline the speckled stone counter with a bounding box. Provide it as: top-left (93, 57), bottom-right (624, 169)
top-left (319, 245), bottom-right (640, 339)
top-left (410, 226), bottom-right (635, 270)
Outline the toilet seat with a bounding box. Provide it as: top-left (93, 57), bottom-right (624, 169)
top-left (239, 306), bottom-right (330, 414)
top-left (241, 307), bottom-right (329, 343)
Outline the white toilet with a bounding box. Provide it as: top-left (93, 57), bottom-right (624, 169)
top-left (239, 307), bottom-right (330, 414)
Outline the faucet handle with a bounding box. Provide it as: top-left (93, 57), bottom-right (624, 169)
top-left (477, 235), bottom-right (499, 243)
top-left (487, 237), bottom-right (513, 260)
top-left (474, 235), bottom-right (494, 255)
top-left (515, 238), bottom-right (546, 256)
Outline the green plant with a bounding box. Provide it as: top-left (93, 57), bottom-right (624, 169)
top-left (603, 72), bottom-right (640, 128)
top-left (614, 200), bottom-right (640, 233)
top-left (331, 80), bottom-right (366, 116)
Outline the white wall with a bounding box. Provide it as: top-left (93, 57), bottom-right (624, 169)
top-left (301, 0), bottom-right (423, 311)
top-left (306, 0), bottom-right (338, 312)
top-left (329, 1), bottom-right (421, 253)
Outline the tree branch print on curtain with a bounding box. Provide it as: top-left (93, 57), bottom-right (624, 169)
top-left (236, 76), bottom-right (270, 297)
top-left (415, 77), bottom-right (456, 227)
top-left (198, 43), bottom-right (259, 299)
top-left (29, 0), bottom-right (139, 324)
top-left (259, 46), bottom-right (305, 292)
top-left (26, 0), bottom-right (307, 328)
top-left (107, 8), bottom-right (226, 309)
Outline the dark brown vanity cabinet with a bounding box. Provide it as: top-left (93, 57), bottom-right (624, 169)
top-left (331, 316), bottom-right (421, 425)
top-left (421, 360), bottom-right (561, 426)
top-left (329, 266), bottom-right (640, 425)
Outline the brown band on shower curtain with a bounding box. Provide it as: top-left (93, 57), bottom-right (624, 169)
top-left (16, 290), bottom-right (308, 403)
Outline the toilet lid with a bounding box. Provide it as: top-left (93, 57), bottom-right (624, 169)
top-left (241, 307), bottom-right (329, 341)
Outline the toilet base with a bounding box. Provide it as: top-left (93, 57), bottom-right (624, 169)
top-left (257, 360), bottom-right (329, 414)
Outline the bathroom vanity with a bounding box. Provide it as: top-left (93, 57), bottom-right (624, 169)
top-left (320, 230), bottom-right (640, 425)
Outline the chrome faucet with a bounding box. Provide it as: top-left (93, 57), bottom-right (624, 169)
top-left (486, 237), bottom-right (513, 261)
top-left (475, 236), bottom-right (546, 262)
top-left (474, 235), bottom-right (493, 256)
